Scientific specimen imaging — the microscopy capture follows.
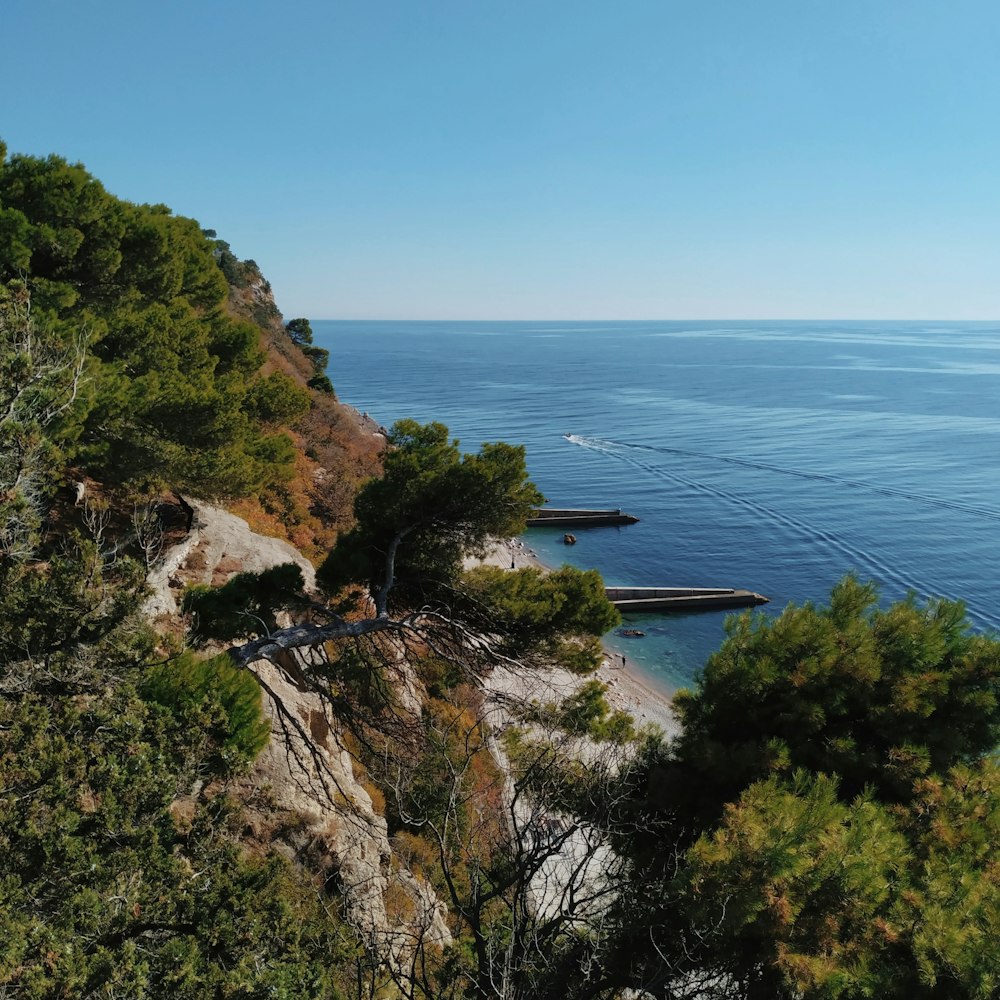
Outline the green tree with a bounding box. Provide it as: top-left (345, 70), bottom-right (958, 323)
top-left (671, 575), bottom-right (1000, 818)
top-left (585, 579), bottom-right (1000, 1000)
top-left (0, 488), bottom-right (359, 997)
top-left (601, 761), bottom-right (1000, 1000)
top-left (0, 145), bottom-right (298, 499)
top-left (228, 420), bottom-right (622, 675)
top-left (0, 150), bottom-right (128, 311)
top-left (0, 280), bottom-right (86, 560)
top-left (555, 678), bottom-right (635, 740)
top-left (0, 687), bottom-right (357, 998)
top-left (243, 371), bottom-right (311, 426)
top-left (678, 772), bottom-right (910, 999)
top-left (142, 652), bottom-right (272, 769)
top-left (308, 372), bottom-right (335, 394)
top-left (317, 419), bottom-right (544, 615)
top-left (462, 564), bottom-right (620, 671)
top-left (302, 343), bottom-right (329, 371)
top-left (213, 421), bottom-right (628, 1000)
top-left (183, 563), bottom-right (308, 646)
top-left (285, 317), bottom-right (314, 346)
top-left (901, 761), bottom-right (1000, 997)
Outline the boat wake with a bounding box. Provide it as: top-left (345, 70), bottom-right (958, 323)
top-left (568, 435), bottom-right (1000, 524)
top-left (564, 434), bottom-right (1000, 632)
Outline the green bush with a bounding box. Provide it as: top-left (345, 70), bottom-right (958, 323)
top-left (557, 679), bottom-right (635, 741)
top-left (0, 149), bottom-right (300, 498)
top-left (301, 344), bottom-right (330, 372)
top-left (243, 372), bottom-right (311, 426)
top-left (285, 317), bottom-right (313, 346)
top-left (142, 652), bottom-right (270, 768)
top-left (307, 373), bottom-right (335, 394)
top-left (182, 562), bottom-right (306, 645)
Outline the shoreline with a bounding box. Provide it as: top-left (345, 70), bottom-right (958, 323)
top-left (465, 537), bottom-right (680, 738)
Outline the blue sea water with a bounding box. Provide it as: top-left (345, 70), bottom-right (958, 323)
top-left (314, 320), bottom-right (1000, 695)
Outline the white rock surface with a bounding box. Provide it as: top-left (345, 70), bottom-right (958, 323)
top-left (149, 500), bottom-right (451, 953)
top-left (145, 501), bottom-right (317, 618)
top-left (247, 658), bottom-right (451, 952)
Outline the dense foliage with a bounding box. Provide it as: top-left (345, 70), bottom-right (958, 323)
top-left (142, 652), bottom-right (273, 768)
top-left (0, 688), bottom-right (355, 998)
top-left (0, 279), bottom-right (84, 558)
top-left (462, 564), bottom-right (620, 670)
top-left (318, 419), bottom-right (545, 607)
top-left (673, 575), bottom-right (1000, 813)
top-left (0, 142), bottom-right (366, 997)
top-left (0, 143), bottom-right (305, 498)
top-left (183, 563), bottom-right (308, 646)
top-left (594, 578), bottom-right (1000, 1000)
top-left (0, 514), bottom-right (358, 996)
top-left (283, 316), bottom-right (334, 393)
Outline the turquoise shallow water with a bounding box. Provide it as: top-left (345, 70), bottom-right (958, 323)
top-left (315, 320), bottom-right (1000, 695)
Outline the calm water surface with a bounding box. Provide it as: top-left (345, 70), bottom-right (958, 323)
top-left (315, 321), bottom-right (1000, 694)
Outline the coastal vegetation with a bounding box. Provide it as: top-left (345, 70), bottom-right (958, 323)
top-left (2, 141), bottom-right (1000, 999)
top-left (594, 578), bottom-right (1000, 998)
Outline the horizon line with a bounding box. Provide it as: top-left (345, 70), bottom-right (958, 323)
top-left (307, 316), bottom-right (1000, 323)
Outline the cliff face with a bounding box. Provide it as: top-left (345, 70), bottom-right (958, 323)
top-left (129, 249), bottom-right (456, 953)
top-left (0, 149), bottom-right (461, 991)
top-left (246, 658), bottom-right (451, 956)
top-left (145, 501), bottom-right (317, 619)
top-left (150, 499), bottom-right (451, 954)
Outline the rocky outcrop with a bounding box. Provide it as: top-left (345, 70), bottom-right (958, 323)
top-left (339, 403), bottom-right (389, 439)
top-left (145, 500), bottom-right (317, 619)
top-left (149, 499), bottom-right (451, 954)
top-left (243, 660), bottom-right (451, 954)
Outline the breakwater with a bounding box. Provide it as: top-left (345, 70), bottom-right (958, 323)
top-left (526, 507), bottom-right (639, 527)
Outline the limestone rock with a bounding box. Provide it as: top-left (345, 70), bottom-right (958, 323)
top-left (148, 498), bottom-right (452, 953)
top-left (242, 659), bottom-right (452, 953)
top-left (145, 501), bottom-right (317, 618)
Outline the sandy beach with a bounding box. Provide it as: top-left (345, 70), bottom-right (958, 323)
top-left (463, 536), bottom-right (547, 573)
top-left (465, 537), bottom-right (680, 739)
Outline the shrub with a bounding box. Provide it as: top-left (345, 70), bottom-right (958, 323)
top-left (182, 562), bottom-right (306, 645)
top-left (142, 652), bottom-right (271, 768)
top-left (243, 372), bottom-right (311, 426)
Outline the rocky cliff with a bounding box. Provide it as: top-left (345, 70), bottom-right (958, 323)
top-left (150, 500), bottom-right (452, 957)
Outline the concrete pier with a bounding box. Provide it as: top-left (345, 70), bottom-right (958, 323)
top-left (604, 586), bottom-right (769, 612)
top-left (526, 507), bottom-right (639, 527)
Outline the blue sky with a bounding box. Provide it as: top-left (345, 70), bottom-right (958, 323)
top-left (3, 1), bottom-right (999, 318)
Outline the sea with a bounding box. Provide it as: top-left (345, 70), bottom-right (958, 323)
top-left (314, 320), bottom-right (1000, 696)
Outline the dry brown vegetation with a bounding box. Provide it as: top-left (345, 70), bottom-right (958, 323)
top-left (223, 265), bottom-right (385, 561)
